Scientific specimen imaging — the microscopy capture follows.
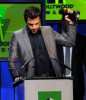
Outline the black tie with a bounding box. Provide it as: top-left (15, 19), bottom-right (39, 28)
top-left (34, 35), bottom-right (41, 75)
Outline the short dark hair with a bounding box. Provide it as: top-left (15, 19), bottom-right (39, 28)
top-left (24, 6), bottom-right (41, 22)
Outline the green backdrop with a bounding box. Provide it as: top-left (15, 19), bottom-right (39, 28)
top-left (0, 4), bottom-right (41, 58)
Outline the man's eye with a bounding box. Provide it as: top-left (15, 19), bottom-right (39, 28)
top-left (28, 23), bottom-right (33, 26)
top-left (36, 23), bottom-right (38, 25)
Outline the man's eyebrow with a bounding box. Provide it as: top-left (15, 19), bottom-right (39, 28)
top-left (35, 22), bottom-right (39, 25)
top-left (28, 23), bottom-right (33, 25)
top-left (28, 22), bottom-right (39, 25)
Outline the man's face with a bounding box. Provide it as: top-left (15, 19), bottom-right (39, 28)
top-left (26, 16), bottom-right (40, 34)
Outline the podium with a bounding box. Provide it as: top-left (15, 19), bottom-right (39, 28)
top-left (13, 78), bottom-right (73, 100)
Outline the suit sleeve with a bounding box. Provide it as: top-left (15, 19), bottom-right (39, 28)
top-left (8, 32), bottom-right (19, 80)
top-left (51, 24), bottom-right (77, 47)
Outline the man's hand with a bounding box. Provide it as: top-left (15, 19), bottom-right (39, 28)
top-left (65, 9), bottom-right (74, 25)
top-left (15, 77), bottom-right (22, 81)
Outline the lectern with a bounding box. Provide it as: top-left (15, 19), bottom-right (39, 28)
top-left (13, 78), bottom-right (73, 100)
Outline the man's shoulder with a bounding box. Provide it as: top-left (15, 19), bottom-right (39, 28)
top-left (13, 28), bottom-right (24, 35)
top-left (40, 26), bottom-right (52, 30)
top-left (11, 27), bottom-right (25, 39)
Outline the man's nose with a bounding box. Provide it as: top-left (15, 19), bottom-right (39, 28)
top-left (33, 25), bottom-right (36, 29)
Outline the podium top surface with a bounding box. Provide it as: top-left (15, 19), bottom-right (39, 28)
top-left (12, 77), bottom-right (73, 87)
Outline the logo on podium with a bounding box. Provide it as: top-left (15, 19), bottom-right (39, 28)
top-left (38, 91), bottom-right (61, 100)
top-left (47, 98), bottom-right (54, 100)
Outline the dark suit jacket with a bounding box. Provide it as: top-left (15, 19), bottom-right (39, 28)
top-left (8, 25), bottom-right (77, 80)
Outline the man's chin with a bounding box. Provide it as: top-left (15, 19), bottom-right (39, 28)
top-left (32, 31), bottom-right (37, 34)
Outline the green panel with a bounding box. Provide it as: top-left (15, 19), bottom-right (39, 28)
top-left (45, 0), bottom-right (86, 20)
top-left (63, 0), bottom-right (67, 4)
top-left (0, 4), bottom-right (41, 58)
top-left (45, 0), bottom-right (48, 4)
top-left (0, 6), bottom-right (5, 42)
top-left (55, 0), bottom-right (58, 4)
top-left (38, 91), bottom-right (61, 100)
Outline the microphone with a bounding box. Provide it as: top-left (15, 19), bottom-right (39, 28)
top-left (21, 45), bottom-right (42, 69)
top-left (37, 46), bottom-right (72, 75)
top-left (12, 52), bottom-right (42, 87)
top-left (21, 58), bottom-right (34, 69)
top-left (59, 8), bottom-right (80, 23)
top-left (50, 57), bottom-right (71, 71)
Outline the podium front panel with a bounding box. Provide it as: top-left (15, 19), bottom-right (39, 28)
top-left (24, 79), bottom-right (73, 100)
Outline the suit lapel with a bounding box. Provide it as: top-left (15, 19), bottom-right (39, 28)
top-left (40, 26), bottom-right (57, 58)
top-left (22, 26), bottom-right (33, 58)
top-left (40, 26), bottom-right (51, 57)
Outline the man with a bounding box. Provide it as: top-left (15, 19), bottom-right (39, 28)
top-left (72, 33), bottom-right (86, 100)
top-left (8, 6), bottom-right (77, 81)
